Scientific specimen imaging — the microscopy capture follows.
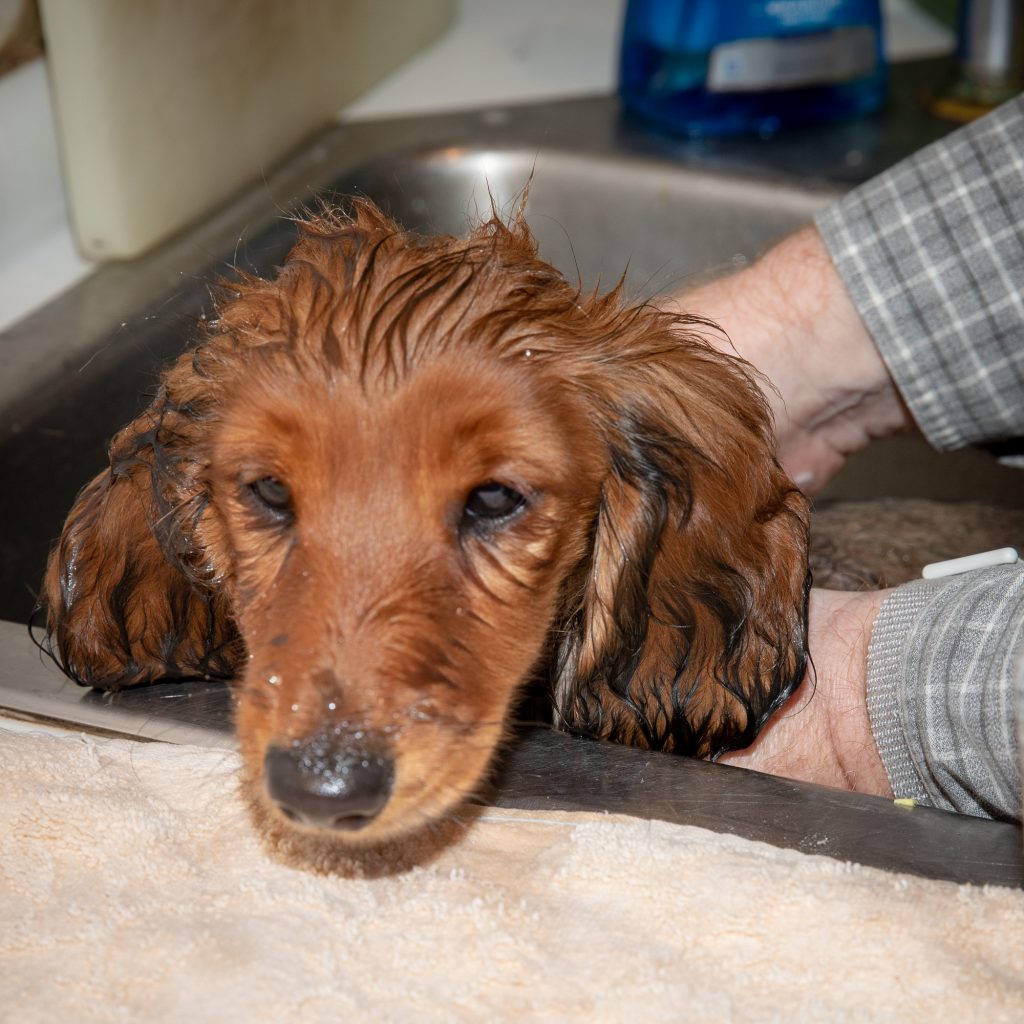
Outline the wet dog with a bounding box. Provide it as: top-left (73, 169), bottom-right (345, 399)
top-left (41, 200), bottom-right (811, 858)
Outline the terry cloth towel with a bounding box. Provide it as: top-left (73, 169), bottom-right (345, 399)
top-left (2, 727), bottom-right (1023, 1022)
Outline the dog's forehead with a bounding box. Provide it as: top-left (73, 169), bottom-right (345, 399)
top-left (215, 343), bottom-right (594, 484)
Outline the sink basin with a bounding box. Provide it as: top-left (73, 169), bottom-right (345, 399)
top-left (2, 75), bottom-right (1021, 886)
top-left (0, 137), bottom-right (837, 623)
top-left (348, 145), bottom-right (833, 292)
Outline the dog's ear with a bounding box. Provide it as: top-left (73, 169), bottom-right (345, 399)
top-left (37, 202), bottom-right (394, 691)
top-left (40, 364), bottom-right (241, 690)
top-left (552, 310), bottom-right (810, 759)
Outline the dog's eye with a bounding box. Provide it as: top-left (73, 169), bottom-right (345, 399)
top-left (248, 476), bottom-right (292, 515)
top-left (463, 482), bottom-right (526, 526)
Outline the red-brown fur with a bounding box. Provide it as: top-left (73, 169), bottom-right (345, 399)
top-left (42, 200), bottom-right (810, 853)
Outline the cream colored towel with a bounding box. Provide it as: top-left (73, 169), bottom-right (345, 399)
top-left (2, 727), bottom-right (1022, 1022)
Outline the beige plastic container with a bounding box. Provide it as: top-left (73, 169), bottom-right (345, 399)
top-left (38, 0), bottom-right (453, 260)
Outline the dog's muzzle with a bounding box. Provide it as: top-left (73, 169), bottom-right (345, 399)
top-left (263, 728), bottom-right (394, 831)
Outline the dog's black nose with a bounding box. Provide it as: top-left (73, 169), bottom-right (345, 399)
top-left (264, 731), bottom-right (394, 831)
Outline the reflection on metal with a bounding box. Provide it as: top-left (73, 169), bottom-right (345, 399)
top-left (0, 621), bottom-right (235, 748)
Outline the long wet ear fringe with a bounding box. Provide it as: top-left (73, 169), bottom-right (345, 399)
top-left (39, 360), bottom-right (242, 690)
top-left (551, 320), bottom-right (811, 760)
top-left (37, 195), bottom-right (387, 693)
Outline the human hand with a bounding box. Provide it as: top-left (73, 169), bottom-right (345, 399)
top-left (663, 226), bottom-right (913, 494)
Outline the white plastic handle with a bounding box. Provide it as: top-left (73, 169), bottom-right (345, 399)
top-left (922, 547), bottom-right (1020, 580)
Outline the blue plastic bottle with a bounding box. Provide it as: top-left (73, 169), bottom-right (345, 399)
top-left (619, 0), bottom-right (887, 137)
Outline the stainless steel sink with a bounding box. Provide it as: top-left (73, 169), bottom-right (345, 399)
top-left (2, 64), bottom-right (1021, 885)
top-left (0, 109), bottom-right (847, 626)
top-left (348, 145), bottom-right (835, 292)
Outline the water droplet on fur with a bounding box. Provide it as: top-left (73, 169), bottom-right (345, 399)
top-left (267, 674), bottom-right (281, 686)
top-left (410, 702), bottom-right (434, 722)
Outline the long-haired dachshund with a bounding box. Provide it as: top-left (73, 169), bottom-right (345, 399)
top-left (41, 199), bottom-right (811, 857)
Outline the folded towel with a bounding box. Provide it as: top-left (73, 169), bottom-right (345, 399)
top-left (2, 727), bottom-right (1022, 1022)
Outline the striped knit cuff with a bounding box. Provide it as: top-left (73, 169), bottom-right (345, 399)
top-left (865, 581), bottom-right (937, 804)
top-left (865, 568), bottom-right (1024, 819)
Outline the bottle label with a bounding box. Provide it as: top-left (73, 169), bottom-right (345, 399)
top-left (707, 25), bottom-right (877, 92)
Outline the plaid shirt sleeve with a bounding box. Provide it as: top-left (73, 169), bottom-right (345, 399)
top-left (816, 96), bottom-right (1024, 465)
top-left (814, 100), bottom-right (1024, 821)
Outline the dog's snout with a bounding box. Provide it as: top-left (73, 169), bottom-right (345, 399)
top-left (264, 731), bottom-right (394, 832)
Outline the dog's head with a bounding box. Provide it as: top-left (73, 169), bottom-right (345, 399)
top-left (42, 200), bottom-right (809, 857)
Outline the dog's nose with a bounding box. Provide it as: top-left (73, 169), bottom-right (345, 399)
top-left (264, 731), bottom-right (394, 831)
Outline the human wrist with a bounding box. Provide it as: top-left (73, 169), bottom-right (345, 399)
top-left (718, 588), bottom-right (893, 799)
top-left (807, 588), bottom-right (892, 796)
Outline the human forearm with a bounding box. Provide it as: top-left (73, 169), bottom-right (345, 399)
top-left (665, 226), bottom-right (912, 493)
